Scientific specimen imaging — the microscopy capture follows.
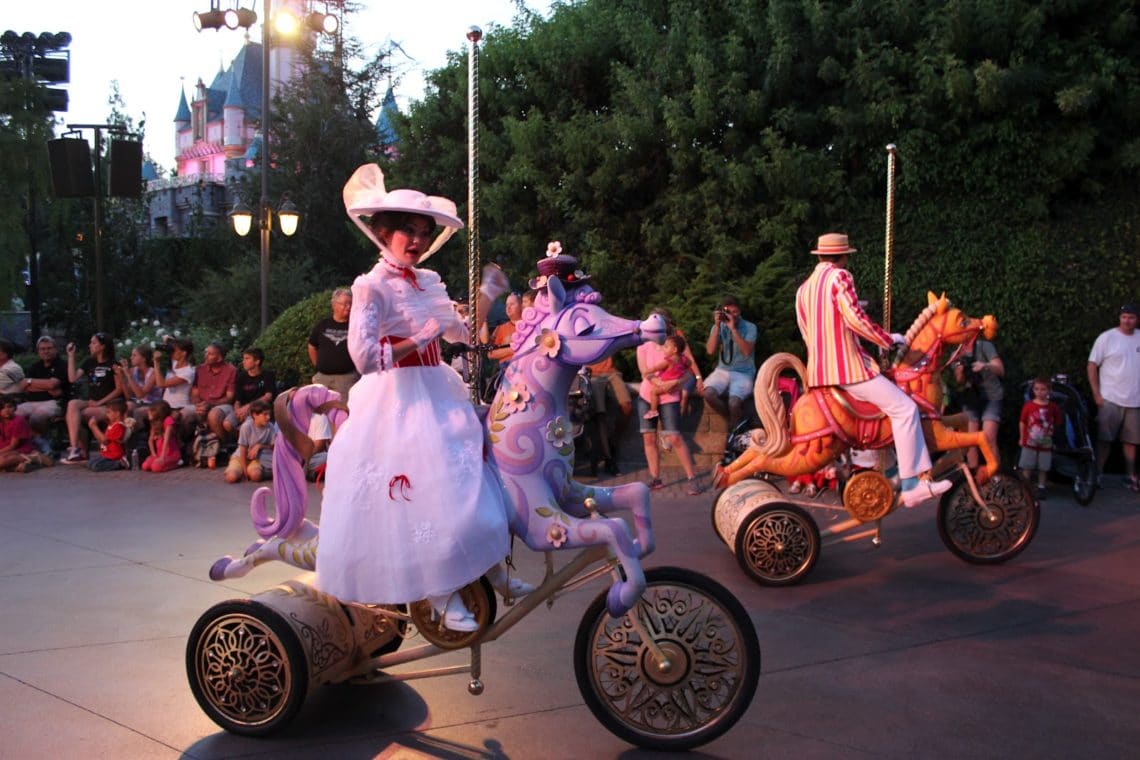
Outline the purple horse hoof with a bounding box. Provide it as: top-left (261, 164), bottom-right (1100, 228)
top-left (209, 557), bottom-right (234, 581)
top-left (606, 582), bottom-right (637, 618)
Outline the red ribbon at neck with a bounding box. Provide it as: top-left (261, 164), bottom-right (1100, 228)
top-left (383, 257), bottom-right (423, 290)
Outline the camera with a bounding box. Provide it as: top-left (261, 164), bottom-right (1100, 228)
top-left (715, 308), bottom-right (732, 322)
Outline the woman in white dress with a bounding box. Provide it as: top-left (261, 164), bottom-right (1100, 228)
top-left (315, 164), bottom-right (511, 631)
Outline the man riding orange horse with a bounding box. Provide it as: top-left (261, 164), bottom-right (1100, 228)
top-left (755, 233), bottom-right (952, 507)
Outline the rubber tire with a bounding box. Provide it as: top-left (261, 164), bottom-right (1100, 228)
top-left (573, 566), bottom-right (761, 751)
top-left (186, 599), bottom-right (308, 737)
top-left (735, 503), bottom-right (821, 586)
top-left (937, 472), bottom-right (1040, 565)
top-left (1073, 458), bottom-right (1097, 507)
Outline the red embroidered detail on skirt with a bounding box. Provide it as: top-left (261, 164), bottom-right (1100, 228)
top-left (388, 474), bottom-right (412, 501)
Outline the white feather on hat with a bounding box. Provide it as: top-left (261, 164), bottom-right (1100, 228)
top-left (342, 164), bottom-right (464, 264)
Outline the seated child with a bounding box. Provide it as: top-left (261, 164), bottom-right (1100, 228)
top-left (141, 400), bottom-right (182, 472)
top-left (87, 398), bottom-right (129, 471)
top-left (1019, 375), bottom-right (1063, 500)
top-left (225, 400), bottom-right (276, 483)
top-left (305, 412), bottom-right (332, 483)
top-left (643, 335), bottom-right (691, 420)
top-left (0, 397), bottom-right (38, 473)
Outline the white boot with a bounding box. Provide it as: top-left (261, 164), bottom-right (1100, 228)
top-left (486, 563), bottom-right (536, 599)
top-left (427, 591), bottom-right (479, 632)
top-left (901, 478), bottom-right (953, 508)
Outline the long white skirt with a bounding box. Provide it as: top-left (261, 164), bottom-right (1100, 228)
top-left (315, 363), bottom-right (510, 604)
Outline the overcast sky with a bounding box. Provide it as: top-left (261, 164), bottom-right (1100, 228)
top-left (4, 1), bottom-right (552, 171)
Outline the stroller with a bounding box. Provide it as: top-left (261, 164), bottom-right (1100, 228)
top-left (1021, 373), bottom-right (1098, 506)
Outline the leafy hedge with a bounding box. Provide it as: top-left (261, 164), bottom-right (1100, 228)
top-left (254, 289), bottom-right (337, 388)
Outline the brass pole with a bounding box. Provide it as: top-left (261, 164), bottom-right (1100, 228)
top-left (466, 26), bottom-right (483, 404)
top-left (883, 143), bottom-right (897, 334)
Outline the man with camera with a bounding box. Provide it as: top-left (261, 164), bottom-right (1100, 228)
top-left (702, 295), bottom-right (758, 432)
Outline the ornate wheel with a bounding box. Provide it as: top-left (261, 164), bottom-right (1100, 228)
top-left (842, 470), bottom-right (895, 522)
top-left (186, 600), bottom-right (308, 736)
top-left (408, 577), bottom-right (497, 650)
top-left (573, 567), bottom-right (760, 751)
top-left (1073, 457), bottom-right (1097, 507)
top-left (937, 473), bottom-right (1040, 564)
top-left (735, 503), bottom-right (821, 586)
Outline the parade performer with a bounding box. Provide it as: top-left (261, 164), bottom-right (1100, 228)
top-left (315, 164), bottom-right (511, 632)
top-left (797, 233), bottom-right (951, 507)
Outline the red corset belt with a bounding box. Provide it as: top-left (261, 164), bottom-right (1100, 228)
top-left (380, 336), bottom-right (441, 368)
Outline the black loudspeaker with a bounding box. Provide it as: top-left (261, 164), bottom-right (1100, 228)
top-left (109, 139), bottom-right (143, 198)
top-left (47, 137), bottom-right (95, 198)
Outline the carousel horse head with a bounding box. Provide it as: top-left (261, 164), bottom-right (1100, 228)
top-left (487, 263), bottom-right (663, 617)
top-left (896, 292), bottom-right (998, 371)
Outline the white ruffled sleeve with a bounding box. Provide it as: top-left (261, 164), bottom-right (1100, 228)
top-left (348, 274), bottom-right (392, 374)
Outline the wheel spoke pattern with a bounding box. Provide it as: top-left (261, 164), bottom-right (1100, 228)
top-left (942, 475), bottom-right (1035, 560)
top-left (585, 581), bottom-right (749, 739)
top-left (743, 509), bottom-right (815, 580)
top-left (196, 613), bottom-right (292, 727)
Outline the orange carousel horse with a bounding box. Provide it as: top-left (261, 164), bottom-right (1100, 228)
top-left (714, 292), bottom-right (998, 489)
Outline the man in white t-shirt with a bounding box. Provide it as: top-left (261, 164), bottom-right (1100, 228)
top-left (1087, 303), bottom-right (1140, 491)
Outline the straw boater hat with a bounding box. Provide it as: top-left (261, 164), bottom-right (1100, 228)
top-left (342, 163), bottom-right (463, 264)
top-left (811, 232), bottom-right (858, 256)
top-left (528, 241), bottom-right (592, 289)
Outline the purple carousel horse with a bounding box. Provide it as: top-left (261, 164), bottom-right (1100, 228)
top-left (211, 276), bottom-right (665, 618)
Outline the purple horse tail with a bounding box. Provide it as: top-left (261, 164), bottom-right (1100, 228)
top-left (250, 384), bottom-right (349, 539)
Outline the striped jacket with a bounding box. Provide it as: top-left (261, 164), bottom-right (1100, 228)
top-left (795, 262), bottom-right (892, 387)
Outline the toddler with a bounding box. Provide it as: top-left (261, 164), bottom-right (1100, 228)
top-left (1019, 376), bottom-right (1063, 500)
top-left (87, 398), bottom-right (129, 471)
top-left (225, 400), bottom-right (276, 483)
top-left (142, 400), bottom-right (182, 472)
top-left (643, 335), bottom-right (691, 420)
top-left (0, 398), bottom-right (38, 472)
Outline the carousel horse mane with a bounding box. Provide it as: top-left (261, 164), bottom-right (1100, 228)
top-left (250, 385), bottom-right (348, 539)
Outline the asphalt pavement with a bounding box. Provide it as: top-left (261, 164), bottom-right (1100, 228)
top-left (2, 462), bottom-right (1139, 759)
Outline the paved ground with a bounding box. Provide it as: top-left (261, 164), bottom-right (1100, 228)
top-left (2, 462), bottom-right (1138, 759)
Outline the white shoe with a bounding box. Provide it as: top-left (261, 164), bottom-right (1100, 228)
top-left (901, 478), bottom-right (953, 508)
top-left (486, 564), bottom-right (536, 598)
top-left (438, 592), bottom-right (479, 632)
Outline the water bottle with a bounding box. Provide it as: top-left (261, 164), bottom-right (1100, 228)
top-left (131, 449), bottom-right (140, 470)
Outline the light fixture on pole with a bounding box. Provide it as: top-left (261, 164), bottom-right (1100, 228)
top-left (192, 1), bottom-right (226, 32)
top-left (229, 199), bottom-right (254, 237)
top-left (195, 0), bottom-right (334, 332)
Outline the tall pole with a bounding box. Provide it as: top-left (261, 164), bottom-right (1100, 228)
top-left (465, 26), bottom-right (482, 404)
top-left (258, 0), bottom-right (272, 333)
top-left (882, 143), bottom-right (898, 335)
top-left (93, 126), bottom-right (105, 331)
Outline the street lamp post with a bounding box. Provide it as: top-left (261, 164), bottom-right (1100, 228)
top-left (194, 1), bottom-right (339, 332)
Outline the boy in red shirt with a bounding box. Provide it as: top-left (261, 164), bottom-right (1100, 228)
top-left (1019, 376), bottom-right (1064, 500)
top-left (87, 398), bottom-right (129, 471)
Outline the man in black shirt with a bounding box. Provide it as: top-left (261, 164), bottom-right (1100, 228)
top-left (16, 336), bottom-right (71, 436)
top-left (308, 288), bottom-right (359, 399)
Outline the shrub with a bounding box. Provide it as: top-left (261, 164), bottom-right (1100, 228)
top-left (255, 289), bottom-right (338, 388)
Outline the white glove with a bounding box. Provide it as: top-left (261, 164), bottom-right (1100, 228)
top-left (889, 332), bottom-right (907, 346)
top-left (478, 264), bottom-right (510, 300)
top-left (411, 318), bottom-right (444, 349)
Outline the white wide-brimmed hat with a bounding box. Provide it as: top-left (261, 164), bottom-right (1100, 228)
top-left (342, 163), bottom-right (463, 263)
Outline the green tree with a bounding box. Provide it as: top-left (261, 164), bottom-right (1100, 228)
top-left (391, 0), bottom-right (1139, 387)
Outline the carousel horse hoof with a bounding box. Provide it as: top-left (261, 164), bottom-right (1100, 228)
top-left (606, 581), bottom-right (640, 618)
top-left (902, 478), bottom-right (953, 508)
top-left (209, 557), bottom-right (233, 581)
